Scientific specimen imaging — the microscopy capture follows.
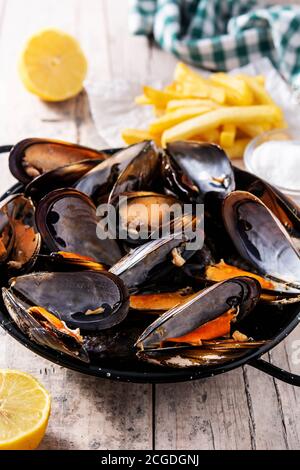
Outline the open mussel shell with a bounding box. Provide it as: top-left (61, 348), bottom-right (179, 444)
top-left (25, 159), bottom-right (103, 202)
top-left (137, 339), bottom-right (267, 368)
top-left (110, 214), bottom-right (201, 289)
top-left (110, 237), bottom-right (186, 289)
top-left (35, 188), bottom-right (122, 266)
top-left (165, 141), bottom-right (235, 201)
top-left (75, 141), bottom-right (151, 204)
top-left (116, 191), bottom-right (180, 244)
top-left (161, 152), bottom-right (197, 201)
top-left (223, 191), bottom-right (300, 292)
top-left (2, 288), bottom-right (89, 362)
top-left (234, 167), bottom-right (300, 250)
top-left (6, 270), bottom-right (129, 331)
top-left (137, 348), bottom-right (243, 368)
top-left (9, 138), bottom-right (108, 184)
top-left (259, 292), bottom-right (300, 305)
top-left (136, 277), bottom-right (261, 350)
top-left (108, 140), bottom-right (161, 204)
top-left (39, 251), bottom-right (108, 272)
top-left (0, 193), bottom-right (41, 273)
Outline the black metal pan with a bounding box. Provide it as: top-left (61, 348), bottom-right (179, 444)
top-left (0, 144), bottom-right (300, 385)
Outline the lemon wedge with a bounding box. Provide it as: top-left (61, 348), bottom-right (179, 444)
top-left (0, 369), bottom-right (51, 450)
top-left (19, 28), bottom-right (88, 102)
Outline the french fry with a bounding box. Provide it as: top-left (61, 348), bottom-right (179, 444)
top-left (166, 99), bottom-right (220, 112)
top-left (174, 62), bottom-right (226, 104)
top-left (149, 106), bottom-right (211, 134)
top-left (204, 129), bottom-right (220, 143)
top-left (262, 123), bottom-right (272, 131)
top-left (143, 86), bottom-right (181, 107)
top-left (223, 138), bottom-right (250, 159)
top-left (121, 129), bottom-right (160, 146)
top-left (220, 124), bottom-right (236, 147)
top-left (238, 123), bottom-right (266, 138)
top-left (210, 73), bottom-right (253, 106)
top-left (181, 80), bottom-right (225, 104)
top-left (154, 108), bottom-right (165, 117)
top-left (238, 74), bottom-right (275, 106)
top-left (274, 119), bottom-right (288, 129)
top-left (206, 86), bottom-right (226, 105)
top-left (174, 62), bottom-right (207, 85)
top-left (190, 129), bottom-right (220, 144)
top-left (164, 82), bottom-right (179, 93)
top-left (178, 81), bottom-right (208, 99)
top-left (162, 105), bottom-right (282, 146)
top-left (135, 94), bottom-right (152, 105)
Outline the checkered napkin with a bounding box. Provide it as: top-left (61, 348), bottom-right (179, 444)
top-left (129, 0), bottom-right (300, 85)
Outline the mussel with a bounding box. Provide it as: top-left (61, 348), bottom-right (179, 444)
top-left (136, 277), bottom-right (261, 350)
top-left (25, 159), bottom-right (103, 202)
top-left (110, 237), bottom-right (185, 290)
top-left (223, 191), bottom-right (300, 291)
top-left (110, 214), bottom-right (202, 289)
top-left (108, 140), bottom-right (161, 204)
top-left (137, 341), bottom-right (266, 368)
top-left (4, 270), bottom-right (129, 331)
top-left (116, 191), bottom-right (181, 244)
top-left (2, 288), bottom-right (89, 362)
top-left (163, 141), bottom-right (235, 201)
top-left (75, 141), bottom-right (153, 203)
top-left (234, 167), bottom-right (300, 250)
top-left (0, 194), bottom-right (41, 273)
top-left (9, 138), bottom-right (109, 184)
top-left (41, 251), bottom-right (107, 272)
top-left (35, 188), bottom-right (122, 266)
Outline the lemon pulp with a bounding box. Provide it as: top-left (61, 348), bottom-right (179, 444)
top-left (0, 369), bottom-right (51, 450)
top-left (19, 28), bottom-right (87, 102)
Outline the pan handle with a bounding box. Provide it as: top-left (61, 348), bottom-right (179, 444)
top-left (249, 358), bottom-right (300, 387)
top-left (0, 145), bottom-right (13, 153)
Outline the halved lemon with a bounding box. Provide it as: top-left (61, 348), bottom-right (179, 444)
top-left (19, 28), bottom-right (88, 102)
top-left (0, 369), bottom-right (51, 450)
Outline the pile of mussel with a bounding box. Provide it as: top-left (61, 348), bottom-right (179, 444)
top-left (1, 137), bottom-right (300, 368)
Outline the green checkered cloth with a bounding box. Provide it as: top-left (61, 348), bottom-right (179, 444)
top-left (129, 0), bottom-right (300, 85)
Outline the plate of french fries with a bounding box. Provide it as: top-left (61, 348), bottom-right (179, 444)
top-left (121, 62), bottom-right (287, 159)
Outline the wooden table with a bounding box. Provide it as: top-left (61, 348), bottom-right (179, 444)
top-left (0, 0), bottom-right (300, 450)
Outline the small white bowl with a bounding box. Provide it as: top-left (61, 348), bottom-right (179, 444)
top-left (244, 128), bottom-right (300, 206)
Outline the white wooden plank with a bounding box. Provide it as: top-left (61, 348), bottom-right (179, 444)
top-left (241, 361), bottom-right (288, 449)
top-left (148, 43), bottom-right (178, 82)
top-left (155, 370), bottom-right (253, 450)
top-left (0, 0), bottom-right (6, 23)
top-left (104, 0), bottom-right (151, 82)
top-left (264, 328), bottom-right (300, 449)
